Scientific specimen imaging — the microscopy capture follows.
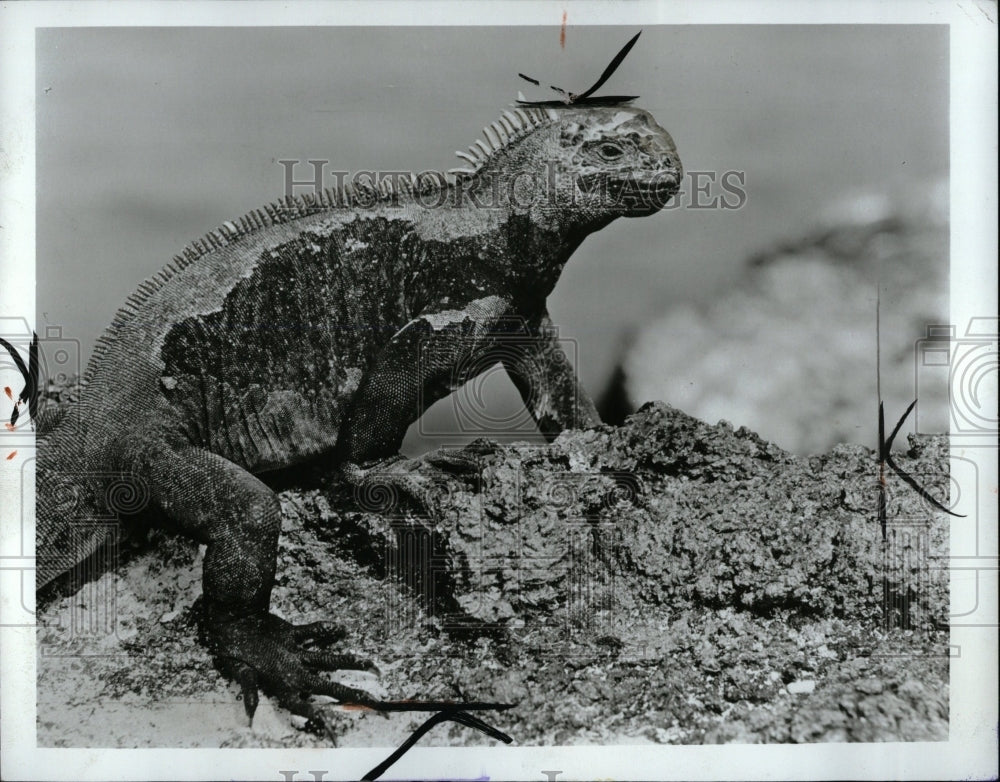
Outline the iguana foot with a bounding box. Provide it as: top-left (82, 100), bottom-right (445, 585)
top-left (343, 440), bottom-right (496, 515)
top-left (422, 438), bottom-right (499, 473)
top-left (200, 605), bottom-right (379, 739)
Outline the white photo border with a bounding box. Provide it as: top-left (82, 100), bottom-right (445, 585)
top-left (1, 1), bottom-right (996, 780)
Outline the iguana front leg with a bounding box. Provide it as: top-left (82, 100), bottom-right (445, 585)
top-left (498, 308), bottom-right (601, 440)
top-left (338, 294), bottom-right (513, 509)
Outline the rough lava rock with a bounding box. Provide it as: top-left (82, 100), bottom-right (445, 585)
top-left (38, 403), bottom-right (950, 747)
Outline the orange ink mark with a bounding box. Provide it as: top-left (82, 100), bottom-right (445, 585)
top-left (560, 11), bottom-right (567, 48)
top-left (341, 703), bottom-right (374, 712)
top-left (3, 387), bottom-right (12, 400)
top-left (6, 451), bottom-right (16, 460)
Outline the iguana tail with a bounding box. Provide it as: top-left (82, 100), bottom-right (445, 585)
top-left (34, 436), bottom-right (122, 590)
top-left (1, 336), bottom-right (118, 589)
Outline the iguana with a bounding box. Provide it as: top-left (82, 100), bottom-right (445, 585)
top-left (31, 102), bottom-right (681, 730)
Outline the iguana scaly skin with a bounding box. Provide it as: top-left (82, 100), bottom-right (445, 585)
top-left (36, 105), bottom-right (681, 727)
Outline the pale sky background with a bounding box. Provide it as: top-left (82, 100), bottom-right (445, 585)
top-left (35, 25), bottom-right (948, 449)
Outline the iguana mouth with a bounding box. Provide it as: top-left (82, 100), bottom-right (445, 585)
top-left (615, 172), bottom-right (680, 215)
top-left (576, 169), bottom-right (680, 214)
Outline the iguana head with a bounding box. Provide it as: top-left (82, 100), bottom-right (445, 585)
top-left (547, 105), bottom-right (682, 221)
top-left (456, 105), bottom-right (681, 232)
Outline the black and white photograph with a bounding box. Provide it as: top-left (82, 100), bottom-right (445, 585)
top-left (0, 2), bottom-right (996, 780)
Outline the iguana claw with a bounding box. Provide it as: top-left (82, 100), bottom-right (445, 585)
top-left (236, 665), bottom-right (260, 724)
top-left (302, 650), bottom-right (380, 675)
top-left (202, 606), bottom-right (378, 737)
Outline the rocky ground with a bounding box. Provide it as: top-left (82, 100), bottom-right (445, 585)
top-left (37, 402), bottom-right (950, 748)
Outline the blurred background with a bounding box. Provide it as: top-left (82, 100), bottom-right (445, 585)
top-left (35, 25), bottom-right (949, 455)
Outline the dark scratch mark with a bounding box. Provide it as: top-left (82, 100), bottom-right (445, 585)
top-left (517, 30), bottom-right (641, 106)
top-left (0, 334), bottom-right (39, 428)
top-left (874, 285), bottom-right (962, 541)
top-left (358, 701), bottom-right (513, 781)
top-left (878, 400), bottom-right (966, 541)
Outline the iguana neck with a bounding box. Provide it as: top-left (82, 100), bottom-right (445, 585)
top-left (416, 141), bottom-right (614, 299)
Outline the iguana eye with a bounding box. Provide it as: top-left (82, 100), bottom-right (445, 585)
top-left (597, 143), bottom-right (624, 160)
